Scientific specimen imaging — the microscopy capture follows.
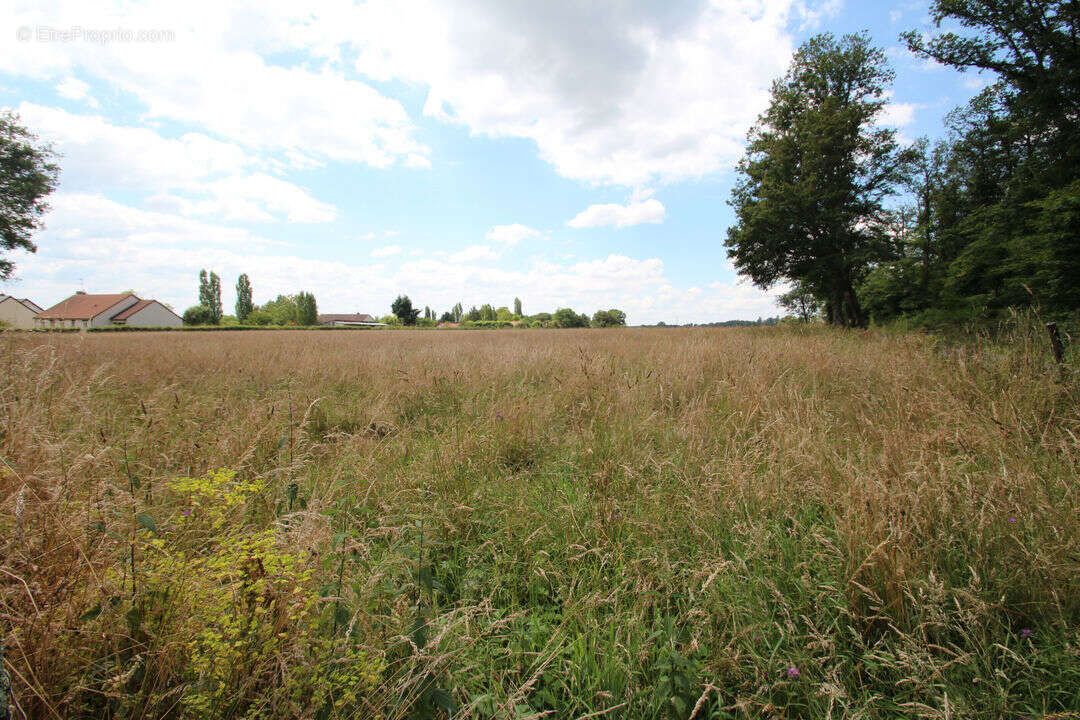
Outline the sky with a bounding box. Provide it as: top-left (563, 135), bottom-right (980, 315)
top-left (0, 0), bottom-right (988, 324)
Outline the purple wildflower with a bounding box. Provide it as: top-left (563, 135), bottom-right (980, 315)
top-left (181, 508), bottom-right (191, 517)
top-left (786, 666), bottom-right (800, 679)
top-left (1020, 628), bottom-right (1033, 639)
top-left (496, 411), bottom-right (504, 421)
top-left (1008, 516), bottom-right (1017, 523)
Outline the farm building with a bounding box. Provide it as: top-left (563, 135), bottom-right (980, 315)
top-left (0, 294), bottom-right (44, 329)
top-left (317, 313), bottom-right (384, 327)
top-left (34, 292), bottom-right (182, 329)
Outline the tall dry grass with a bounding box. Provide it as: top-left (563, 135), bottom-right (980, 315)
top-left (0, 322), bottom-right (1077, 719)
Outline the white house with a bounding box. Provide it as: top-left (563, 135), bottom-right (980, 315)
top-left (110, 299), bottom-right (184, 327)
top-left (317, 313), bottom-right (385, 327)
top-left (0, 294), bottom-right (44, 329)
top-left (34, 292), bottom-right (182, 329)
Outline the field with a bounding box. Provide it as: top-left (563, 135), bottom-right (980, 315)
top-left (1, 324), bottom-right (1078, 719)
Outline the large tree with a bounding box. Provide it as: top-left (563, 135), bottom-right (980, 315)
top-left (894, 0), bottom-right (1080, 316)
top-left (0, 112), bottom-right (60, 280)
top-left (725, 33), bottom-right (915, 326)
top-left (903, 0), bottom-right (1080, 190)
top-left (391, 294), bottom-right (420, 325)
top-left (198, 270), bottom-right (222, 324)
top-left (296, 291), bottom-right (318, 325)
top-left (235, 274), bottom-right (253, 322)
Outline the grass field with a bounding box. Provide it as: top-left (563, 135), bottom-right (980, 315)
top-left (1, 324), bottom-right (1078, 719)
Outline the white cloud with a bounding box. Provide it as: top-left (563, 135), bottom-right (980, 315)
top-left (2, 0), bottom-right (839, 186)
top-left (54, 77), bottom-right (96, 105)
top-left (1, 0), bottom-right (430, 171)
top-left (879, 94), bottom-right (918, 128)
top-left (346, 0), bottom-right (817, 185)
top-left (448, 244), bottom-right (499, 263)
top-left (371, 245), bottom-right (402, 258)
top-left (14, 103), bottom-right (335, 223)
top-left (568, 197), bottom-right (666, 229)
top-left (485, 223), bottom-right (542, 246)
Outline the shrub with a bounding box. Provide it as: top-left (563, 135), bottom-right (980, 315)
top-left (183, 305), bottom-right (215, 326)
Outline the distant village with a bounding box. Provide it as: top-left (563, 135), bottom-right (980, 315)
top-left (1, 270), bottom-right (630, 330)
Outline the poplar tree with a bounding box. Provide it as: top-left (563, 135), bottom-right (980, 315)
top-left (235, 274), bottom-right (253, 322)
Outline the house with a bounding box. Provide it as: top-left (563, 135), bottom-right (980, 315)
top-left (34, 292), bottom-right (182, 329)
top-left (0, 294), bottom-right (44, 329)
top-left (109, 299), bottom-right (184, 327)
top-left (317, 313), bottom-right (384, 327)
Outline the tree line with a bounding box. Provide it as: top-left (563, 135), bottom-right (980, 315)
top-left (181, 277), bottom-right (626, 329)
top-left (384, 294), bottom-right (626, 328)
top-left (728, 0), bottom-right (1079, 327)
top-left (183, 271), bottom-right (318, 326)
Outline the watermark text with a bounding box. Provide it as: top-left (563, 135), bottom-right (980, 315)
top-left (17, 25), bottom-right (176, 44)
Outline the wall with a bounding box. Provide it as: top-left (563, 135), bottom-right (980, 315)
top-left (123, 302), bottom-right (182, 328)
top-left (90, 296), bottom-right (140, 327)
top-left (0, 298), bottom-right (38, 329)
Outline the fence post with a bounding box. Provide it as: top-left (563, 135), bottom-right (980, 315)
top-left (1046, 322), bottom-right (1065, 365)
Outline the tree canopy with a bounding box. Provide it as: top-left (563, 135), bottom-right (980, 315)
top-left (0, 112), bottom-right (59, 280)
top-left (391, 295), bottom-right (421, 325)
top-left (726, 32), bottom-right (915, 326)
top-left (235, 274), bottom-right (253, 322)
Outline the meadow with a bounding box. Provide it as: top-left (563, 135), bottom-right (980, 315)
top-left (1, 323), bottom-right (1077, 719)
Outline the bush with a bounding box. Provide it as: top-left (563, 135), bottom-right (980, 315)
top-left (183, 305), bottom-right (216, 326)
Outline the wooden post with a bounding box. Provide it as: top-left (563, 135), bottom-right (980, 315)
top-left (1046, 322), bottom-right (1065, 365)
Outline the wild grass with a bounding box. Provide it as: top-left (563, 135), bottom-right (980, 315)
top-left (1, 320), bottom-right (1077, 719)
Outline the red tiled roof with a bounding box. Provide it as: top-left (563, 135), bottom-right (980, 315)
top-left (36, 293), bottom-right (137, 320)
top-left (110, 299), bottom-right (153, 321)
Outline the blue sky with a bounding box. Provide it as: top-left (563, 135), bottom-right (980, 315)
top-left (0, 0), bottom-right (986, 324)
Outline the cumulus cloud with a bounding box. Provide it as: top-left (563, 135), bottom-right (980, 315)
top-left (14, 103), bottom-right (335, 223)
top-left (54, 77), bottom-right (96, 105)
top-left (485, 223), bottom-right (542, 246)
top-left (0, 0), bottom-right (430, 170)
top-left (568, 197), bottom-right (666, 229)
top-left (346, 0), bottom-right (832, 185)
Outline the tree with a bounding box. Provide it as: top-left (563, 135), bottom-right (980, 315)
top-left (198, 270), bottom-right (223, 324)
top-left (296, 291), bottom-right (318, 325)
top-left (553, 308), bottom-right (589, 328)
top-left (513, 297), bottom-right (522, 316)
top-left (182, 305), bottom-right (214, 326)
top-left (465, 306), bottom-right (481, 322)
top-left (260, 294), bottom-right (299, 325)
top-left (439, 311), bottom-right (453, 323)
top-left (903, 0), bottom-right (1080, 188)
top-left (725, 33), bottom-right (915, 326)
top-left (778, 284), bottom-right (821, 322)
top-left (479, 303), bottom-right (496, 321)
top-left (891, 0), bottom-right (1080, 317)
top-left (591, 309), bottom-right (627, 327)
top-left (0, 112), bottom-right (60, 281)
top-left (391, 295), bottom-right (421, 325)
top-left (235, 274), bottom-right (253, 322)
top-left (495, 306), bottom-right (513, 322)
top-left (451, 302), bottom-right (464, 323)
